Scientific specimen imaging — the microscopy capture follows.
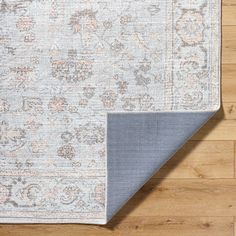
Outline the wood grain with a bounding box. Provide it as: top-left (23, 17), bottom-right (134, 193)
top-left (223, 65), bottom-right (236, 101)
top-left (0, 0), bottom-right (235, 235)
top-left (191, 120), bottom-right (236, 140)
top-left (122, 179), bottom-right (236, 217)
top-left (154, 141), bottom-right (234, 179)
top-left (0, 217), bottom-right (233, 236)
top-left (214, 102), bottom-right (236, 120)
top-left (222, 27), bottom-right (236, 64)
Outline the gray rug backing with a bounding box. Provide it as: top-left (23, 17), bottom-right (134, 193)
top-left (107, 111), bottom-right (214, 221)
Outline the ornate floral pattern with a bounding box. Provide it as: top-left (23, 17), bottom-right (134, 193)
top-left (51, 50), bottom-right (93, 83)
top-left (16, 16), bottom-right (35, 32)
top-left (0, 99), bottom-right (10, 113)
top-left (176, 10), bottom-right (204, 46)
top-left (0, 0), bottom-right (220, 223)
top-left (0, 121), bottom-right (26, 153)
top-left (48, 96), bottom-right (68, 113)
top-left (100, 90), bottom-right (118, 109)
top-left (57, 144), bottom-right (76, 160)
top-left (0, 184), bottom-right (10, 204)
top-left (75, 123), bottom-right (105, 145)
top-left (69, 10), bottom-right (98, 34)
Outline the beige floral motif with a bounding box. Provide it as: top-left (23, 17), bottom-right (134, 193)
top-left (69, 10), bottom-right (98, 34)
top-left (24, 117), bottom-right (42, 131)
top-left (16, 16), bottom-right (35, 31)
top-left (79, 99), bottom-right (89, 108)
top-left (75, 123), bottom-right (105, 145)
top-left (0, 99), bottom-right (10, 113)
top-left (24, 32), bottom-right (35, 43)
top-left (11, 66), bottom-right (33, 76)
top-left (30, 140), bottom-right (48, 154)
top-left (120, 15), bottom-right (132, 25)
top-left (48, 97), bottom-right (68, 112)
top-left (0, 184), bottom-right (10, 204)
top-left (10, 66), bottom-right (35, 89)
top-left (57, 144), bottom-right (76, 160)
top-left (100, 90), bottom-right (118, 109)
top-left (94, 183), bottom-right (105, 206)
top-left (176, 10), bottom-right (204, 46)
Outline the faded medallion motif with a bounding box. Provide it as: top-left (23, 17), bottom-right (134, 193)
top-left (0, 0), bottom-right (220, 223)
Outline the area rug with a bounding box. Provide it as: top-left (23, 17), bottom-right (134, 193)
top-left (0, 0), bottom-right (221, 224)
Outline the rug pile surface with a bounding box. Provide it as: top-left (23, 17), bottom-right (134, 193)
top-left (0, 0), bottom-right (220, 224)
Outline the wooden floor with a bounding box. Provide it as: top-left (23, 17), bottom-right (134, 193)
top-left (1, 1), bottom-right (235, 235)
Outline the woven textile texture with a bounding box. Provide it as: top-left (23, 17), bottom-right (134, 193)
top-left (0, 0), bottom-right (220, 224)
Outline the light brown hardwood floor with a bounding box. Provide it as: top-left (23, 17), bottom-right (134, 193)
top-left (0, 1), bottom-right (235, 235)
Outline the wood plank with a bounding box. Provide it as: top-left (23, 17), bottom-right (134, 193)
top-left (222, 65), bottom-right (236, 102)
top-left (214, 103), bottom-right (236, 120)
top-left (223, 6), bottom-right (236, 26)
top-left (154, 141), bottom-right (234, 179)
top-left (0, 217), bottom-right (233, 236)
top-left (120, 179), bottom-right (236, 217)
top-left (108, 217), bottom-right (234, 236)
top-left (191, 120), bottom-right (236, 140)
top-left (223, 0), bottom-right (236, 5)
top-left (223, 0), bottom-right (236, 26)
top-left (222, 27), bottom-right (236, 64)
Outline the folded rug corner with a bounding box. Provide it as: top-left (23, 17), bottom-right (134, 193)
top-left (0, 0), bottom-right (221, 224)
